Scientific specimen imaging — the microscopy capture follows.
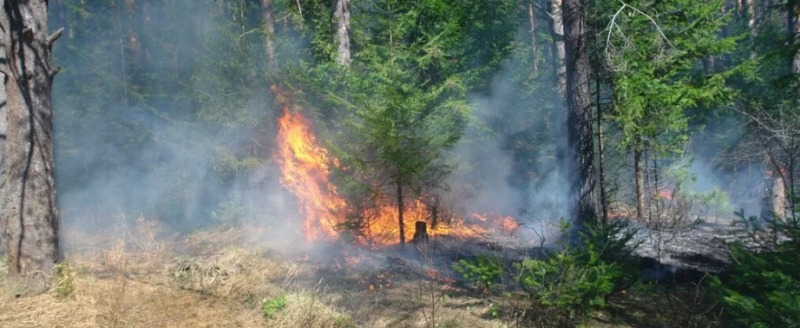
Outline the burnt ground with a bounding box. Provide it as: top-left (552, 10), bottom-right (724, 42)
top-left (631, 221), bottom-right (740, 280)
top-left (298, 218), bottom-right (741, 290)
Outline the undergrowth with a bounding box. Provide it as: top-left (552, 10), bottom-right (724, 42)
top-left (52, 262), bottom-right (76, 299)
top-left (262, 294), bottom-right (288, 319)
top-left (711, 209), bottom-right (800, 327)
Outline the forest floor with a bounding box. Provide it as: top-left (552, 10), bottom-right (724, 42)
top-left (0, 221), bottom-right (723, 327)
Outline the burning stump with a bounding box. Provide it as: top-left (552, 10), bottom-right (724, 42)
top-left (412, 221), bottom-right (429, 244)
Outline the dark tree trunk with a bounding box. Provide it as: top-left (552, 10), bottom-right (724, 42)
top-left (563, 0), bottom-right (597, 225)
top-left (1, 0), bottom-right (61, 295)
top-left (430, 196), bottom-right (439, 228)
top-left (793, 1), bottom-right (800, 74)
top-left (261, 0), bottom-right (276, 69)
top-left (333, 0), bottom-right (351, 66)
top-left (596, 77), bottom-right (608, 224)
top-left (397, 181), bottom-right (405, 246)
top-left (412, 221), bottom-right (428, 244)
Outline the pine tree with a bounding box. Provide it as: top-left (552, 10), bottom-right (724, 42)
top-left (1, 0), bottom-right (62, 295)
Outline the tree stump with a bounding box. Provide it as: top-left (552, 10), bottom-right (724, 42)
top-left (412, 221), bottom-right (429, 244)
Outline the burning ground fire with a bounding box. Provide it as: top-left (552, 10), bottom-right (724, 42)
top-left (272, 85), bottom-right (520, 246)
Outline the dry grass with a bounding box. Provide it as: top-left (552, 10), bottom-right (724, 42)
top-left (1, 220), bottom-right (610, 328)
top-left (0, 221), bottom-right (354, 328)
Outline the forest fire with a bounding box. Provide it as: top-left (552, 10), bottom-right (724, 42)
top-left (272, 85), bottom-right (520, 246)
top-left (275, 106), bottom-right (348, 240)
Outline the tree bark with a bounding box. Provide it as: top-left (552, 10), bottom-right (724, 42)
top-left (744, 0), bottom-right (757, 58)
top-left (333, 0), bottom-right (351, 66)
top-left (563, 0), bottom-right (597, 226)
top-left (528, 1), bottom-right (538, 75)
top-left (792, 1), bottom-right (800, 74)
top-left (770, 173), bottom-right (787, 219)
top-left (596, 77), bottom-right (608, 224)
top-left (0, 0), bottom-right (61, 295)
top-left (261, 0), bottom-right (276, 69)
top-left (551, 0), bottom-right (566, 98)
top-left (634, 146), bottom-right (644, 221)
top-left (0, 45), bottom-right (6, 255)
top-left (412, 221), bottom-right (428, 244)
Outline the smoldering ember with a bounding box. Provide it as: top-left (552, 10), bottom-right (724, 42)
top-left (0, 0), bottom-right (798, 327)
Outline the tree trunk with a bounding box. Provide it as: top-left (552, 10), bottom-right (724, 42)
top-left (563, 0), bottom-right (597, 226)
top-left (653, 156), bottom-right (661, 221)
top-left (0, 0), bottom-right (61, 295)
top-left (0, 45), bottom-right (6, 255)
top-left (775, 174), bottom-right (788, 218)
top-left (634, 147), bottom-right (645, 221)
top-left (430, 196), bottom-right (439, 228)
top-left (397, 181), bottom-right (405, 246)
top-left (412, 221), bottom-right (428, 244)
top-left (333, 0), bottom-right (351, 66)
top-left (744, 0), bottom-right (757, 58)
top-left (261, 0), bottom-right (276, 69)
top-left (793, 1), bottom-right (800, 74)
top-left (528, 1), bottom-right (538, 75)
top-left (596, 77), bottom-right (608, 224)
top-left (788, 158), bottom-right (796, 220)
top-left (551, 0), bottom-right (566, 98)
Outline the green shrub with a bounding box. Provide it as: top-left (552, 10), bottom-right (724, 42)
top-left (452, 255), bottom-right (503, 292)
top-left (52, 262), bottom-right (77, 299)
top-left (515, 218), bottom-right (637, 321)
top-left (332, 315), bottom-right (357, 328)
top-left (712, 211), bottom-right (800, 327)
top-left (211, 194), bottom-right (251, 225)
top-left (516, 245), bottom-right (618, 318)
top-left (261, 295), bottom-right (288, 319)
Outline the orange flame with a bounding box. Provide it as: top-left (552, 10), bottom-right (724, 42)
top-left (274, 85), bottom-right (347, 240)
top-left (272, 85), bottom-right (521, 245)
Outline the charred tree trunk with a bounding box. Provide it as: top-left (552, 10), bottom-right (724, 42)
top-left (0, 0), bottom-right (61, 295)
top-left (551, 0), bottom-right (566, 98)
top-left (563, 0), bottom-right (597, 226)
top-left (333, 0), bottom-right (351, 66)
top-left (412, 221), bottom-right (429, 244)
top-left (634, 146), bottom-right (645, 221)
top-left (261, 0), bottom-right (276, 69)
top-left (430, 196), bottom-right (439, 228)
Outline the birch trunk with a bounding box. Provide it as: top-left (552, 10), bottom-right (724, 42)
top-left (551, 0), bottom-right (566, 98)
top-left (528, 2), bottom-right (538, 74)
top-left (333, 0), bottom-right (351, 66)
